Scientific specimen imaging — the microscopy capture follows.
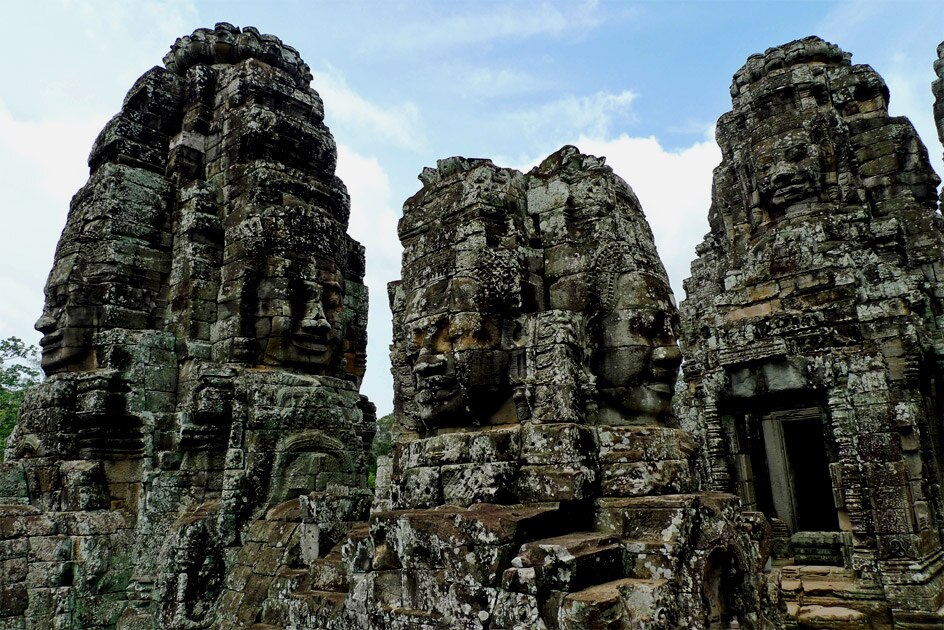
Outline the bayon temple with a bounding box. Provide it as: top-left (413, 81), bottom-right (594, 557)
top-left (1, 22), bottom-right (944, 630)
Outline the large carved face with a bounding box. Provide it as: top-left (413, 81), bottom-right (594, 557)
top-left (752, 130), bottom-right (825, 212)
top-left (402, 280), bottom-right (511, 428)
top-left (593, 271), bottom-right (682, 424)
top-left (256, 266), bottom-right (345, 369)
top-left (35, 258), bottom-right (102, 374)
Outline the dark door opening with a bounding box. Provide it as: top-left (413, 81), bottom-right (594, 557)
top-left (728, 405), bottom-right (838, 534)
top-left (775, 412), bottom-right (838, 532)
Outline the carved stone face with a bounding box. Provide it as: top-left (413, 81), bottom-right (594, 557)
top-left (753, 132), bottom-right (823, 211)
top-left (593, 271), bottom-right (682, 424)
top-left (403, 285), bottom-right (509, 428)
top-left (257, 268), bottom-right (344, 368)
top-left (35, 263), bottom-right (99, 374)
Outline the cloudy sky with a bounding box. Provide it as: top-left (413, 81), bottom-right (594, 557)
top-left (2, 0), bottom-right (942, 414)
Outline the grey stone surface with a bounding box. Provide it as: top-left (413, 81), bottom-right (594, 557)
top-left (0, 23), bottom-right (372, 630)
top-left (323, 147), bottom-right (766, 629)
top-left (678, 36), bottom-right (944, 626)
top-left (4, 25), bottom-right (944, 630)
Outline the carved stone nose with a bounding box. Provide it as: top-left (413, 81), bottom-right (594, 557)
top-left (299, 300), bottom-right (329, 333)
top-left (300, 315), bottom-right (330, 334)
top-left (35, 311), bottom-right (56, 334)
top-left (652, 344), bottom-right (682, 368)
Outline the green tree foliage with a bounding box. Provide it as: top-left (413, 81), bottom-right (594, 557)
top-left (0, 337), bottom-right (41, 459)
top-left (367, 412), bottom-right (393, 488)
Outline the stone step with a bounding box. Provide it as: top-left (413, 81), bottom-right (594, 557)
top-left (368, 502), bottom-right (580, 579)
top-left (264, 497), bottom-right (303, 521)
top-left (377, 606), bottom-right (448, 630)
top-left (306, 557), bottom-right (349, 592)
top-left (779, 565), bottom-right (892, 627)
top-left (778, 564), bottom-right (875, 598)
top-left (292, 589), bottom-right (347, 617)
top-left (622, 538), bottom-right (678, 580)
top-left (557, 577), bottom-right (669, 630)
top-left (271, 567), bottom-right (308, 594)
top-left (792, 604), bottom-right (870, 629)
top-left (502, 531), bottom-right (625, 595)
top-left (595, 494), bottom-right (697, 541)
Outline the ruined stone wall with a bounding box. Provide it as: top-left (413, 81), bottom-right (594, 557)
top-left (678, 36), bottom-right (944, 627)
top-left (5, 24), bottom-right (944, 630)
top-left (309, 147), bottom-right (769, 629)
top-left (0, 24), bottom-right (372, 630)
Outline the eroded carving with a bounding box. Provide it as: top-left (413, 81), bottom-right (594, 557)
top-left (0, 23), bottom-right (372, 630)
top-left (679, 36), bottom-right (944, 626)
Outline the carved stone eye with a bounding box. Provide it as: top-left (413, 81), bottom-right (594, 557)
top-left (785, 145), bottom-right (807, 163)
top-left (48, 289), bottom-right (68, 309)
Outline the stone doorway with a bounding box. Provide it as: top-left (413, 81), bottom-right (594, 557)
top-left (759, 408), bottom-right (838, 533)
top-left (725, 405), bottom-right (839, 534)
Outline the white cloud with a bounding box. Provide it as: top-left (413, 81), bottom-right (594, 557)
top-left (0, 277), bottom-right (45, 347)
top-left (0, 100), bottom-right (109, 345)
top-left (458, 67), bottom-right (550, 100)
top-left (667, 120), bottom-right (717, 140)
top-left (64, 0), bottom-right (198, 46)
top-left (816, 0), bottom-right (887, 44)
top-left (0, 101), bottom-right (106, 203)
top-left (335, 145), bottom-right (403, 415)
top-left (509, 90), bottom-right (638, 143)
top-left (0, 0), bottom-right (199, 347)
top-left (312, 68), bottom-right (426, 152)
top-left (378, 0), bottom-right (604, 53)
top-left (4, 0), bottom-right (199, 120)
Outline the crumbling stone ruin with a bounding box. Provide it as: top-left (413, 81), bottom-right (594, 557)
top-left (346, 146), bottom-right (764, 629)
top-left (678, 37), bottom-right (944, 627)
top-left (2, 25), bottom-right (944, 630)
top-left (0, 24), bottom-right (372, 629)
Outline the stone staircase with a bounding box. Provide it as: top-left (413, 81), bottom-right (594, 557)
top-left (776, 564), bottom-right (891, 629)
top-left (246, 492), bottom-right (744, 629)
top-left (213, 426), bottom-right (756, 629)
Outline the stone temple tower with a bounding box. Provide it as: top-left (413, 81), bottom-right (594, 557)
top-left (324, 147), bottom-right (767, 629)
top-left (0, 24), bottom-right (372, 629)
top-left (679, 37), bottom-right (944, 627)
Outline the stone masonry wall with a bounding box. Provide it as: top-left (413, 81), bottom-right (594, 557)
top-left (678, 36), bottom-right (944, 627)
top-left (0, 24), bottom-right (372, 630)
